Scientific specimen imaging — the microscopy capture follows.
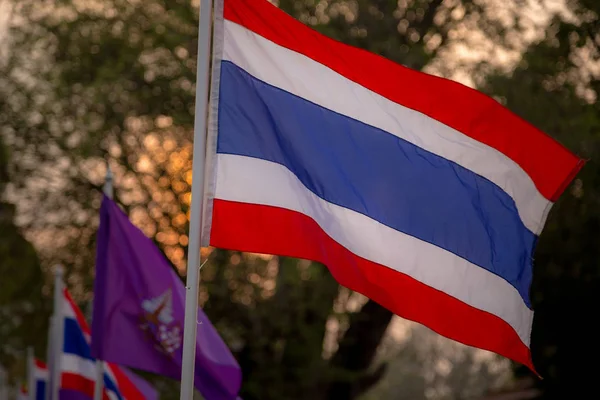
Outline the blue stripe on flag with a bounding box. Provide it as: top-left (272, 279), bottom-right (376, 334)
top-left (217, 61), bottom-right (536, 307)
top-left (63, 319), bottom-right (93, 360)
top-left (35, 381), bottom-right (46, 400)
top-left (103, 374), bottom-right (123, 400)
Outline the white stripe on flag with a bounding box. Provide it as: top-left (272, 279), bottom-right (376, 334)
top-left (222, 20), bottom-right (550, 235)
top-left (214, 153), bottom-right (533, 346)
top-left (34, 368), bottom-right (49, 380)
top-left (60, 353), bottom-right (97, 381)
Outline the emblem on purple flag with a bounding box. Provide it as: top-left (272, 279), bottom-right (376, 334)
top-left (91, 195), bottom-right (242, 400)
top-left (140, 289), bottom-right (183, 356)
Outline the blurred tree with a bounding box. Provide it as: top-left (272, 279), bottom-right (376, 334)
top-left (478, 1), bottom-right (599, 398)
top-left (362, 323), bottom-right (512, 400)
top-left (0, 0), bottom-right (595, 399)
top-left (0, 134), bottom-right (50, 387)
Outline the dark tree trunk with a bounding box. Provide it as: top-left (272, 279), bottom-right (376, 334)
top-left (323, 300), bottom-right (394, 400)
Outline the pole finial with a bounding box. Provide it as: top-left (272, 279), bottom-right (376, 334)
top-left (103, 162), bottom-right (114, 199)
top-left (54, 264), bottom-right (64, 277)
top-left (105, 162), bottom-right (113, 180)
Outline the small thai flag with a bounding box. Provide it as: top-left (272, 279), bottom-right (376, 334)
top-left (59, 289), bottom-right (157, 399)
top-left (32, 359), bottom-right (48, 400)
top-left (25, 354), bottom-right (48, 400)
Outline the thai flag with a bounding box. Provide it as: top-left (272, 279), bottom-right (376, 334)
top-left (60, 289), bottom-right (155, 399)
top-left (203, 0), bottom-right (583, 371)
top-left (18, 385), bottom-right (29, 400)
top-left (26, 357), bottom-right (48, 400)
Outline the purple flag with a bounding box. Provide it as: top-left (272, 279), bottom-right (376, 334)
top-left (91, 195), bottom-right (242, 400)
top-left (121, 368), bottom-right (160, 400)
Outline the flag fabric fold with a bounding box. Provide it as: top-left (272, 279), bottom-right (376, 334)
top-left (201, 0), bottom-right (584, 371)
top-left (60, 288), bottom-right (157, 400)
top-left (91, 196), bottom-right (241, 400)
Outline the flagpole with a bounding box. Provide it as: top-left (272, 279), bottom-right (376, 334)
top-left (91, 296), bottom-right (104, 400)
top-left (49, 265), bottom-right (65, 400)
top-left (92, 164), bottom-right (113, 400)
top-left (44, 316), bottom-right (53, 400)
top-left (27, 347), bottom-right (35, 400)
top-left (179, 0), bottom-right (214, 397)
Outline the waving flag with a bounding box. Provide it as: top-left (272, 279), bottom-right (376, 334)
top-left (200, 0), bottom-right (584, 371)
top-left (18, 385), bottom-right (28, 400)
top-left (60, 289), bottom-right (157, 400)
top-left (26, 356), bottom-right (48, 400)
top-left (91, 196), bottom-right (241, 400)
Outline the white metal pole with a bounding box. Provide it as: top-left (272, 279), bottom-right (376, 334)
top-left (44, 316), bottom-right (53, 400)
top-left (93, 163), bottom-right (113, 400)
top-left (103, 163), bottom-right (113, 198)
top-left (179, 0), bottom-right (213, 397)
top-left (27, 346), bottom-right (36, 400)
top-left (50, 265), bottom-right (65, 400)
top-left (91, 312), bottom-right (103, 400)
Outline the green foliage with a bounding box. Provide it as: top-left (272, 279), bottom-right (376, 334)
top-left (0, 135), bottom-right (50, 387)
top-left (199, 253), bottom-right (340, 399)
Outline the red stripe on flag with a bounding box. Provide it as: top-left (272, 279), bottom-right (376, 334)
top-left (61, 373), bottom-right (109, 400)
top-left (107, 363), bottom-right (145, 400)
top-left (210, 199), bottom-right (536, 371)
top-left (63, 289), bottom-right (92, 336)
top-left (223, 0), bottom-right (583, 201)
